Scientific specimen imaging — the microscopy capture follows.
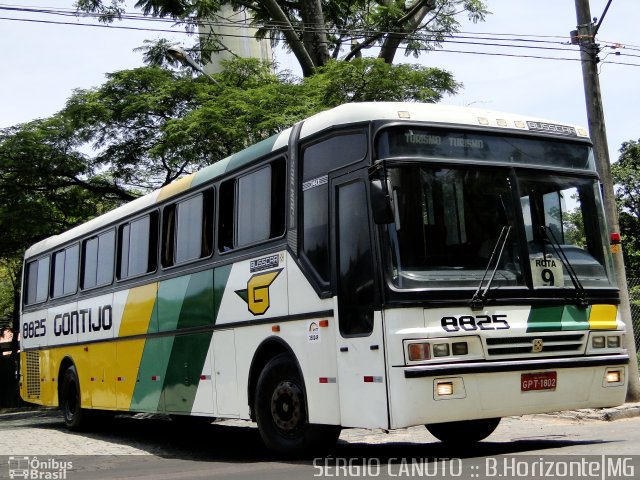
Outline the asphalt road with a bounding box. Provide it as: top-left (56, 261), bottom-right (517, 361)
top-left (1, 409), bottom-right (639, 480)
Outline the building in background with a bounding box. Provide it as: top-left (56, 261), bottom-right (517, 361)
top-left (199, 6), bottom-right (273, 74)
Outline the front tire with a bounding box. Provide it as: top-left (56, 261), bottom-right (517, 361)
top-left (254, 353), bottom-right (340, 456)
top-left (60, 365), bottom-right (86, 430)
top-left (426, 417), bottom-right (501, 444)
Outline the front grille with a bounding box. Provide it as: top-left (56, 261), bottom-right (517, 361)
top-left (25, 351), bottom-right (40, 398)
top-left (484, 333), bottom-right (587, 358)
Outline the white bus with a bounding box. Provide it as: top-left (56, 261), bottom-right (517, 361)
top-left (20, 103), bottom-right (628, 454)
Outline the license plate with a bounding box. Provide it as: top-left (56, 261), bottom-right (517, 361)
top-left (521, 371), bottom-right (557, 391)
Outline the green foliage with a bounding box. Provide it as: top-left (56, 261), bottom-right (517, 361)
top-left (612, 139), bottom-right (640, 275)
top-left (0, 263), bottom-right (15, 331)
top-left (563, 208), bottom-right (586, 248)
top-left (304, 58), bottom-right (460, 106)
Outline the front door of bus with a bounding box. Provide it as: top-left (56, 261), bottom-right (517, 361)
top-left (331, 172), bottom-right (388, 428)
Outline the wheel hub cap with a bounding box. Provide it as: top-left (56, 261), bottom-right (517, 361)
top-left (271, 381), bottom-right (303, 431)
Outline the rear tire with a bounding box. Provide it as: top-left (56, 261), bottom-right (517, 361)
top-left (426, 417), bottom-right (501, 443)
top-left (254, 353), bottom-right (340, 456)
top-left (60, 365), bottom-right (86, 430)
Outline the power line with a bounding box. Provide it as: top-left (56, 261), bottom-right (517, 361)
top-left (1, 4), bottom-right (636, 52)
top-left (0, 12), bottom-right (580, 53)
top-left (0, 5), bottom-right (638, 68)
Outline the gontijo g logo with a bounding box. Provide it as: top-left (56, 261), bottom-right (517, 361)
top-left (235, 269), bottom-right (283, 316)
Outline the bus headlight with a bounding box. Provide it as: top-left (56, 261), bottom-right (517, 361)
top-left (432, 343), bottom-right (450, 357)
top-left (452, 342), bottom-right (468, 355)
top-left (592, 336), bottom-right (606, 349)
top-left (607, 336), bottom-right (621, 348)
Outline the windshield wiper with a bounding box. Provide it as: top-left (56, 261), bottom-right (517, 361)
top-left (470, 226), bottom-right (512, 310)
top-left (539, 226), bottom-right (588, 308)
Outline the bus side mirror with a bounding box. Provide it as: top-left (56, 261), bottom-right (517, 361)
top-left (371, 179), bottom-right (395, 224)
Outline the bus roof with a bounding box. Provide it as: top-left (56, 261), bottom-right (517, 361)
top-left (24, 102), bottom-right (589, 259)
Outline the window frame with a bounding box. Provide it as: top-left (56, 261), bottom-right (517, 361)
top-left (117, 211), bottom-right (159, 281)
top-left (217, 157), bottom-right (287, 254)
top-left (298, 128), bottom-right (370, 292)
top-left (162, 189), bottom-right (215, 269)
top-left (81, 228), bottom-right (115, 291)
top-left (24, 256), bottom-right (51, 306)
top-left (50, 243), bottom-right (80, 299)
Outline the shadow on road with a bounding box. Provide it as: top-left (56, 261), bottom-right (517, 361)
top-left (16, 410), bottom-right (614, 465)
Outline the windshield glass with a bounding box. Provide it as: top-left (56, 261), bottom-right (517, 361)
top-left (518, 173), bottom-right (614, 289)
top-left (383, 165), bottom-right (615, 291)
top-left (385, 166), bottom-right (524, 289)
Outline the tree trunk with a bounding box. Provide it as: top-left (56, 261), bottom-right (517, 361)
top-left (258, 0), bottom-right (317, 76)
top-left (299, 0), bottom-right (330, 68)
top-left (378, 0), bottom-right (437, 64)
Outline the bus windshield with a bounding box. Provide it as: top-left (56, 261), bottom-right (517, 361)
top-left (382, 165), bottom-right (614, 292)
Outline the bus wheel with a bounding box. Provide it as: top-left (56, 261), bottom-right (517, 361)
top-left (425, 417), bottom-right (501, 444)
top-left (60, 365), bottom-right (86, 430)
top-left (255, 353), bottom-right (340, 456)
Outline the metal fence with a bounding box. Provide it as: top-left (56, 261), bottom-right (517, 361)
top-left (627, 278), bottom-right (640, 367)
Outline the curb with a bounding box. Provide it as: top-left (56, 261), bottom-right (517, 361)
top-left (601, 403), bottom-right (640, 421)
top-left (535, 402), bottom-right (640, 422)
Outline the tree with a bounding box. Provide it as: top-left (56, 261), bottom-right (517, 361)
top-left (58, 57), bottom-right (458, 192)
top-left (76, 0), bottom-right (488, 77)
top-left (611, 139), bottom-right (640, 276)
top-left (0, 57), bottom-right (458, 328)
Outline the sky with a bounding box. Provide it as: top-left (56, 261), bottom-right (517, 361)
top-left (0, 1), bottom-right (638, 163)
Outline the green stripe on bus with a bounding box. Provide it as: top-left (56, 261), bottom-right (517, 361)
top-left (527, 305), bottom-right (591, 333)
top-left (560, 304), bottom-right (590, 331)
top-left (192, 158), bottom-right (230, 187)
top-left (130, 336), bottom-right (173, 412)
top-left (158, 276), bottom-right (191, 332)
top-left (191, 134), bottom-right (280, 187)
top-left (176, 270), bottom-right (215, 329)
top-left (526, 305), bottom-right (564, 332)
top-left (162, 332), bottom-right (212, 413)
top-left (131, 267), bottom-right (228, 413)
top-left (161, 270), bottom-right (215, 413)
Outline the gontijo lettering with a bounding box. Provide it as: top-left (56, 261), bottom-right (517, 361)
top-left (53, 305), bottom-right (113, 336)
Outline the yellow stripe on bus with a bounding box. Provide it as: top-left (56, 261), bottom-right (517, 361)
top-left (118, 283), bottom-right (158, 337)
top-left (156, 173), bottom-right (195, 202)
top-left (588, 304), bottom-right (617, 330)
top-left (116, 283), bottom-right (158, 410)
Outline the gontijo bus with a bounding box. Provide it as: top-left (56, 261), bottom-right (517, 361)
top-left (20, 102), bottom-right (629, 454)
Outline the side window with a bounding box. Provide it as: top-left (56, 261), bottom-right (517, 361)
top-left (301, 131), bottom-right (367, 283)
top-left (118, 213), bottom-right (158, 279)
top-left (82, 229), bottom-right (115, 290)
top-left (237, 166), bottom-right (272, 246)
top-left (162, 191), bottom-right (214, 267)
top-left (218, 159), bottom-right (285, 251)
top-left (25, 256), bottom-right (50, 305)
top-left (336, 181), bottom-right (375, 336)
top-left (51, 244), bottom-right (79, 298)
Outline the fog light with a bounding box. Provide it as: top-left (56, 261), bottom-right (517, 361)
top-left (436, 381), bottom-right (454, 396)
top-left (433, 343), bottom-right (450, 357)
top-left (592, 336), bottom-right (605, 348)
top-left (408, 343), bottom-right (430, 361)
top-left (606, 370), bottom-right (621, 383)
top-left (452, 342), bottom-right (468, 355)
top-left (607, 336), bottom-right (620, 348)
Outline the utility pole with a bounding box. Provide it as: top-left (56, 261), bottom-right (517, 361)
top-left (573, 0), bottom-right (640, 401)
